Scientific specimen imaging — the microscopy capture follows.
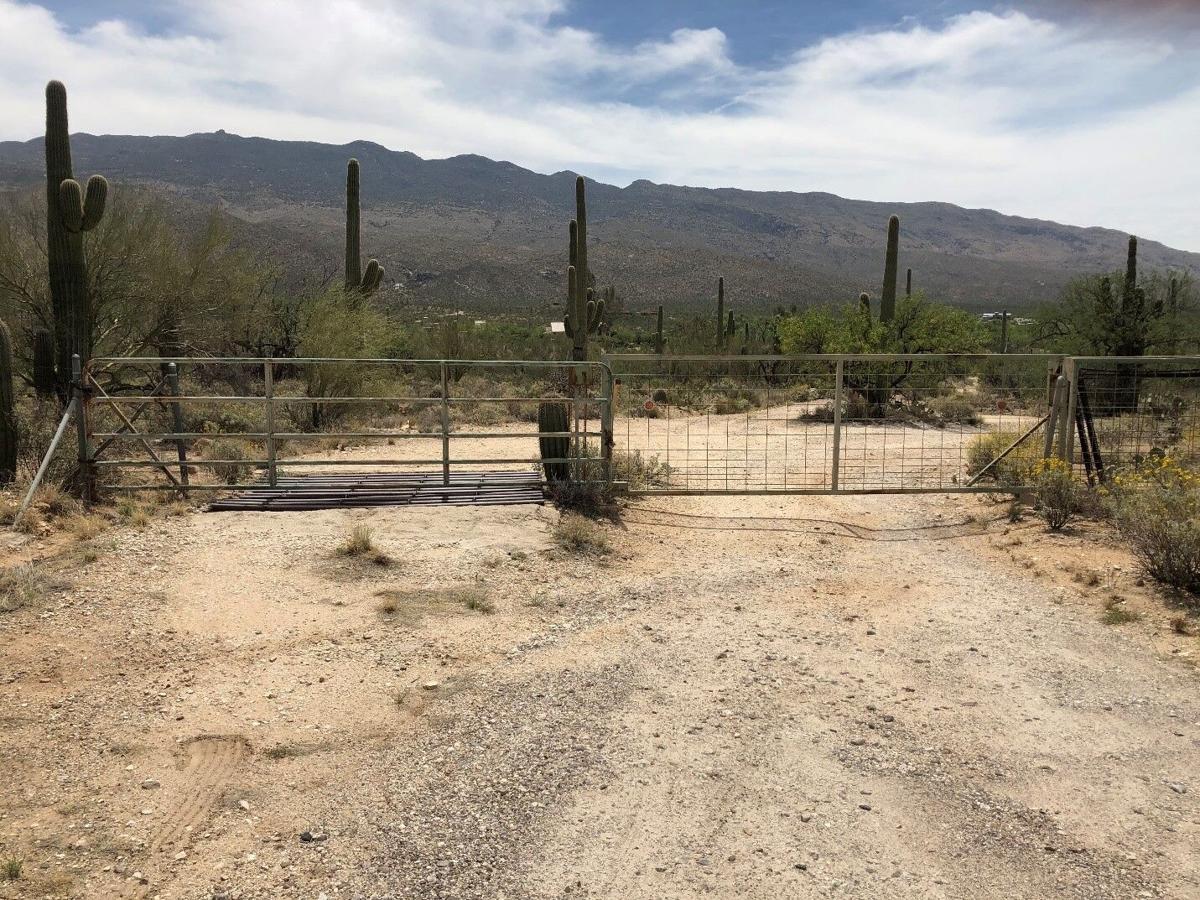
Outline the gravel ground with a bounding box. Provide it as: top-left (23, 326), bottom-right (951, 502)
top-left (1, 488), bottom-right (1197, 900)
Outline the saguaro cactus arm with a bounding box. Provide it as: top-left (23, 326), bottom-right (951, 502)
top-left (59, 175), bottom-right (108, 234)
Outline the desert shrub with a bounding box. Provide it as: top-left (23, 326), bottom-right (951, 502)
top-left (297, 287), bottom-right (391, 428)
top-left (927, 394), bottom-right (983, 426)
top-left (553, 513), bottom-right (611, 556)
top-left (1032, 457), bottom-right (1078, 530)
top-left (1107, 458), bottom-right (1200, 595)
top-left (612, 449), bottom-right (672, 489)
top-left (205, 438), bottom-right (252, 485)
top-left (966, 431), bottom-right (1041, 486)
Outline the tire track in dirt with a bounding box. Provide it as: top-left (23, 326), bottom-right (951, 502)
top-left (117, 735), bottom-right (248, 899)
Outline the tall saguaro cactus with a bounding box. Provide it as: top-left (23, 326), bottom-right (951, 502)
top-left (33, 328), bottom-right (55, 399)
top-left (0, 321), bottom-right (17, 485)
top-left (1124, 234), bottom-right (1138, 294)
top-left (564, 177), bottom-right (602, 360)
top-left (880, 215), bottom-right (900, 322)
top-left (344, 159), bottom-right (383, 295)
top-left (716, 277), bottom-right (725, 349)
top-left (655, 305), bottom-right (664, 354)
top-left (45, 80), bottom-right (108, 402)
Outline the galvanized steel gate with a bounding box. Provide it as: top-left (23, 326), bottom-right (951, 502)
top-left (76, 357), bottom-right (613, 509)
top-left (604, 352), bottom-right (1064, 495)
top-left (24, 352), bottom-right (1194, 513)
top-left (603, 352), bottom-right (1200, 495)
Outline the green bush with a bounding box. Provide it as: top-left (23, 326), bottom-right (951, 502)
top-left (966, 431), bottom-right (1041, 486)
top-left (1032, 458), bottom-right (1078, 531)
top-left (1107, 460), bottom-right (1200, 595)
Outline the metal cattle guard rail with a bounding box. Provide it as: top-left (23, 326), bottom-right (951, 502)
top-left (76, 357), bottom-right (614, 501)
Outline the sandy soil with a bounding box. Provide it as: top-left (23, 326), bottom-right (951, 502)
top-left (1, 439), bottom-right (1198, 899)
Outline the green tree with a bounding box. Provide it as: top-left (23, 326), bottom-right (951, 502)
top-left (1036, 269), bottom-right (1199, 356)
top-left (778, 293), bottom-right (988, 355)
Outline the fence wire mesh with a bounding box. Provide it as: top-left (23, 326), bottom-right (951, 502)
top-left (607, 354), bottom-right (1062, 493)
top-left (1070, 357), bottom-right (1200, 484)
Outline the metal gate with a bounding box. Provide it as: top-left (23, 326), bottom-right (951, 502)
top-left (76, 357), bottom-right (613, 507)
top-left (604, 353), bottom-right (1066, 495)
top-left (17, 352), bottom-right (1197, 516)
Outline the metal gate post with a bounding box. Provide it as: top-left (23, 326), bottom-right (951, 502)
top-left (1043, 375), bottom-right (1065, 459)
top-left (1060, 358), bottom-right (1078, 463)
top-left (167, 363), bottom-right (190, 495)
top-left (440, 360), bottom-right (451, 486)
top-left (604, 365), bottom-right (615, 487)
top-left (263, 359), bottom-right (277, 487)
top-left (831, 358), bottom-right (844, 491)
top-left (71, 355), bottom-right (95, 503)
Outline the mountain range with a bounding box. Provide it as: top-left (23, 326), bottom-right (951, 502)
top-left (2, 130), bottom-right (1197, 317)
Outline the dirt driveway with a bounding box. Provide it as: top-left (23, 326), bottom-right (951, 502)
top-left (1, 489), bottom-right (1197, 899)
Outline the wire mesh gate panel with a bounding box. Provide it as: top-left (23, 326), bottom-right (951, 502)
top-left (82, 357), bottom-right (612, 506)
top-left (605, 354), bottom-right (1062, 494)
top-left (1067, 356), bottom-right (1200, 485)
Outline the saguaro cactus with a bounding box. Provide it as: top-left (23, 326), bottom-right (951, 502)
top-left (859, 291), bottom-right (871, 316)
top-left (45, 80), bottom-right (108, 402)
top-left (564, 177), bottom-right (603, 360)
top-left (33, 328), bottom-right (55, 399)
top-left (727, 310), bottom-right (735, 337)
top-left (344, 159), bottom-right (384, 295)
top-left (906, 267), bottom-right (912, 297)
top-left (716, 277), bottom-right (725, 349)
top-left (654, 305), bottom-right (664, 354)
top-left (880, 215), bottom-right (900, 322)
top-left (1124, 234), bottom-right (1138, 294)
top-left (0, 321), bottom-right (17, 485)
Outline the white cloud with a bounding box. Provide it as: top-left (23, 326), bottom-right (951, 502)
top-left (0, 1), bottom-right (1197, 250)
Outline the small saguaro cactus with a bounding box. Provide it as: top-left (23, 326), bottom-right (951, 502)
top-left (906, 267), bottom-right (912, 297)
top-left (344, 159), bottom-right (384, 295)
top-left (655, 305), bottom-right (664, 354)
top-left (537, 400), bottom-right (570, 482)
top-left (716, 277), bottom-right (725, 349)
top-left (859, 291), bottom-right (871, 316)
top-left (0, 320), bottom-right (17, 485)
top-left (45, 80), bottom-right (109, 402)
top-left (33, 328), bottom-right (56, 399)
top-left (727, 310), bottom-right (735, 337)
top-left (564, 177), bottom-right (603, 360)
top-left (880, 215), bottom-right (900, 322)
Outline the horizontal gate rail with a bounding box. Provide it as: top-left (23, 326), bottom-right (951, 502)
top-left (604, 352), bottom-right (1067, 496)
top-left (83, 357), bottom-right (613, 498)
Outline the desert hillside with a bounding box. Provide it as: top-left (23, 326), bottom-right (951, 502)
top-left (3, 131), bottom-right (1196, 314)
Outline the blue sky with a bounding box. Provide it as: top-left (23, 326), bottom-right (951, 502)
top-left (2, 1), bottom-right (1199, 250)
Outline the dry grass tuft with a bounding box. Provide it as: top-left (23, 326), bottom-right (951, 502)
top-left (337, 524), bottom-right (393, 566)
top-left (338, 524), bottom-right (375, 557)
top-left (2, 858), bottom-right (21, 881)
top-left (0, 564), bottom-right (51, 614)
top-left (1102, 595), bottom-right (1141, 625)
top-left (553, 514), bottom-right (611, 556)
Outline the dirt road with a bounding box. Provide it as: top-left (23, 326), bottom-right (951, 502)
top-left (2, 490), bottom-right (1198, 899)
